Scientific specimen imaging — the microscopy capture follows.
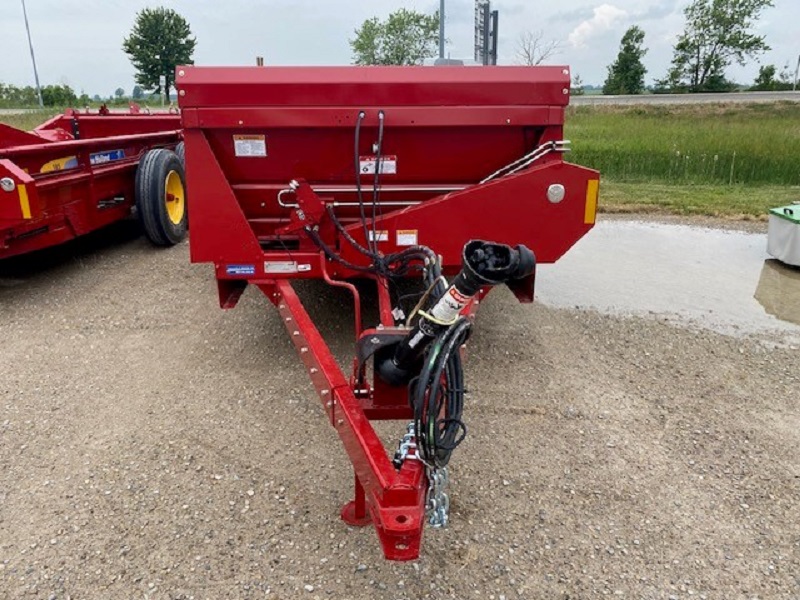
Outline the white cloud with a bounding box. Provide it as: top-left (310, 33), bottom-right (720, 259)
top-left (568, 4), bottom-right (628, 48)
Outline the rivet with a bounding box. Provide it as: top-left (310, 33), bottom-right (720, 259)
top-left (0, 177), bottom-right (14, 193)
top-left (179, 89), bottom-right (186, 97)
top-left (178, 69), bottom-right (185, 77)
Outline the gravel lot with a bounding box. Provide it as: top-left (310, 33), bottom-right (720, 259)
top-left (1, 219), bottom-right (799, 600)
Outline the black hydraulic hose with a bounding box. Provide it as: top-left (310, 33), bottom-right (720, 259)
top-left (371, 111), bottom-right (385, 254)
top-left (354, 111), bottom-right (371, 252)
top-left (325, 205), bottom-right (376, 260)
top-left (305, 226), bottom-right (377, 273)
top-left (307, 225), bottom-right (444, 288)
top-left (413, 317), bottom-right (471, 467)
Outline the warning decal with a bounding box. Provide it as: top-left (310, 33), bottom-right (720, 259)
top-left (359, 155), bottom-right (397, 175)
top-left (234, 135), bottom-right (267, 157)
top-left (368, 230), bottom-right (389, 242)
top-left (396, 230), bottom-right (418, 246)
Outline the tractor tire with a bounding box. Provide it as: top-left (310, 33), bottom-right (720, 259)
top-left (135, 149), bottom-right (187, 246)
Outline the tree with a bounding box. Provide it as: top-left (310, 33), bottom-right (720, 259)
top-left (749, 63), bottom-right (794, 91)
top-left (40, 84), bottom-right (77, 107)
top-left (571, 74), bottom-right (585, 96)
top-left (515, 30), bottom-right (562, 66)
top-left (0, 83), bottom-right (38, 107)
top-left (752, 64), bottom-right (777, 90)
top-left (350, 9), bottom-right (439, 65)
top-left (115, 87), bottom-right (125, 99)
top-left (132, 85), bottom-right (144, 100)
top-left (122, 7), bottom-right (196, 97)
top-left (661, 0), bottom-right (773, 93)
top-left (603, 26), bottom-right (647, 95)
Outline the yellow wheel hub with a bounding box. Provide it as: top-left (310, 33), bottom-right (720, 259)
top-left (164, 170), bottom-right (185, 225)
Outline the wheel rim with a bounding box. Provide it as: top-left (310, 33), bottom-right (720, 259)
top-left (164, 170), bottom-right (185, 225)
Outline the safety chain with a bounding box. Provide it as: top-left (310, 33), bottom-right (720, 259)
top-left (392, 423), bottom-right (451, 528)
top-left (425, 466), bottom-right (450, 528)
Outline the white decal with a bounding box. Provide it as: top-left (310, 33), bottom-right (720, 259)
top-left (359, 155), bottom-right (397, 175)
top-left (264, 261), bottom-right (298, 273)
top-left (368, 230), bottom-right (389, 242)
top-left (234, 135), bottom-right (267, 157)
top-left (396, 229), bottom-right (418, 246)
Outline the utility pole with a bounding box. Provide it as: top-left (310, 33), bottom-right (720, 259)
top-left (481, 2), bottom-right (490, 65)
top-left (489, 9), bottom-right (498, 65)
top-left (439, 0), bottom-right (445, 60)
top-left (794, 54), bottom-right (800, 92)
top-left (21, 0), bottom-right (44, 108)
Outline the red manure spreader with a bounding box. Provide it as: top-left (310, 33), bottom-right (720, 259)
top-left (0, 107), bottom-right (187, 260)
top-left (178, 65), bottom-right (598, 560)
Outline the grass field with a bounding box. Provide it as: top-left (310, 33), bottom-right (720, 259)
top-left (566, 102), bottom-right (800, 218)
top-left (1, 110), bottom-right (59, 131)
top-left (2, 104), bottom-right (798, 219)
top-left (566, 102), bottom-right (800, 187)
top-left (600, 181), bottom-right (798, 219)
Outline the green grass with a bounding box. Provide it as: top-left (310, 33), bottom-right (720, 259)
top-left (600, 181), bottom-right (799, 219)
top-left (0, 110), bottom-right (60, 131)
top-left (566, 102), bottom-right (800, 186)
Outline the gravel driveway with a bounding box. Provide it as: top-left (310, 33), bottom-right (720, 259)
top-left (1, 220), bottom-right (798, 599)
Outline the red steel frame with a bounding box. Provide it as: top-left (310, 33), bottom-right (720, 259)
top-left (0, 107), bottom-right (181, 260)
top-left (178, 66), bottom-right (599, 560)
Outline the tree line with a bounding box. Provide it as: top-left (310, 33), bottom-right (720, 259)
top-left (2, 0), bottom-right (785, 109)
top-left (0, 83), bottom-right (78, 108)
top-left (0, 82), bottom-right (151, 109)
top-left (349, 0), bottom-right (784, 95)
top-left (603, 0), bottom-right (785, 94)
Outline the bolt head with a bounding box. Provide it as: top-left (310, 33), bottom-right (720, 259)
top-left (0, 177), bottom-right (14, 193)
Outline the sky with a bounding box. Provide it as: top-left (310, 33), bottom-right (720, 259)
top-left (1, 0), bottom-right (797, 96)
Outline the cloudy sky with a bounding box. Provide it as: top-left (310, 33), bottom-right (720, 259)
top-left (1, 0), bottom-right (796, 96)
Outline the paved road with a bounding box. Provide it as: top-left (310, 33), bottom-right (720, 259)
top-left (2, 90), bottom-right (799, 117)
top-left (0, 107), bottom-right (172, 117)
top-left (573, 90), bottom-right (800, 105)
top-left (0, 108), bottom-right (38, 116)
